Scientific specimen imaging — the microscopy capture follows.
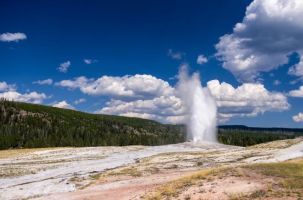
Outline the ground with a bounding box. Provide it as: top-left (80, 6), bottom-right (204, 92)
top-left (0, 138), bottom-right (303, 200)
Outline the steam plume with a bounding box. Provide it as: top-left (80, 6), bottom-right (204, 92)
top-left (177, 65), bottom-right (217, 142)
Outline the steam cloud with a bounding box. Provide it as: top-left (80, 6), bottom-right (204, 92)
top-left (177, 65), bottom-right (217, 142)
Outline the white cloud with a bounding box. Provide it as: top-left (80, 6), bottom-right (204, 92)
top-left (58, 61), bottom-right (71, 73)
top-left (0, 91), bottom-right (47, 104)
top-left (288, 56), bottom-right (303, 77)
top-left (98, 96), bottom-right (185, 124)
top-left (168, 49), bottom-right (184, 60)
top-left (56, 76), bottom-right (90, 90)
top-left (84, 59), bottom-right (97, 64)
top-left (293, 112), bottom-right (303, 122)
top-left (84, 59), bottom-right (92, 64)
top-left (0, 81), bottom-right (15, 92)
top-left (33, 79), bottom-right (53, 85)
top-left (0, 81), bottom-right (47, 103)
top-left (207, 80), bottom-right (289, 121)
top-left (56, 74), bottom-right (174, 99)
top-left (74, 98), bottom-right (86, 105)
top-left (82, 73), bottom-right (290, 123)
top-left (289, 86), bottom-right (303, 97)
top-left (0, 32), bottom-right (27, 42)
top-left (216, 0), bottom-right (303, 82)
top-left (196, 55), bottom-right (208, 65)
top-left (52, 101), bottom-right (75, 110)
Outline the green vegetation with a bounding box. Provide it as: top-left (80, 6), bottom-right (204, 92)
top-left (217, 129), bottom-right (300, 147)
top-left (0, 99), bottom-right (302, 149)
top-left (0, 99), bottom-right (185, 149)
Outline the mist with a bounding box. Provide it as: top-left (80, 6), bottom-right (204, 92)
top-left (177, 65), bottom-right (217, 143)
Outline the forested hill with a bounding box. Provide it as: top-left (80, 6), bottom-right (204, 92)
top-left (0, 100), bottom-right (302, 150)
top-left (0, 100), bottom-right (185, 149)
top-left (219, 125), bottom-right (303, 134)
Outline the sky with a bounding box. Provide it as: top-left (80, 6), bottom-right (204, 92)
top-left (1, 0), bottom-right (303, 128)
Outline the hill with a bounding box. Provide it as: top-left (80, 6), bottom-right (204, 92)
top-left (0, 100), bottom-right (185, 149)
top-left (0, 99), bottom-right (302, 149)
top-left (218, 125), bottom-right (303, 147)
top-left (219, 125), bottom-right (303, 134)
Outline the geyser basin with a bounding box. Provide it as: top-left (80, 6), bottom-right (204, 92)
top-left (177, 65), bottom-right (217, 143)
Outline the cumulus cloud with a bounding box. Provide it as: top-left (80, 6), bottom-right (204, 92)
top-left (168, 49), bottom-right (185, 60)
top-left (216, 0), bottom-right (303, 82)
top-left (289, 86), bottom-right (303, 97)
top-left (0, 81), bottom-right (47, 103)
top-left (33, 79), bottom-right (53, 85)
top-left (0, 32), bottom-right (27, 42)
top-left (55, 76), bottom-right (90, 90)
top-left (293, 112), bottom-right (303, 122)
top-left (58, 61), bottom-right (71, 73)
top-left (98, 96), bottom-right (185, 124)
top-left (56, 74), bottom-right (174, 99)
top-left (97, 79), bottom-right (289, 123)
top-left (197, 55), bottom-right (208, 65)
top-left (74, 98), bottom-right (86, 105)
top-left (52, 101), bottom-right (75, 110)
top-left (65, 73), bottom-right (290, 123)
top-left (0, 91), bottom-right (47, 104)
top-left (288, 56), bottom-right (303, 78)
top-left (0, 81), bottom-right (15, 92)
top-left (207, 80), bottom-right (289, 121)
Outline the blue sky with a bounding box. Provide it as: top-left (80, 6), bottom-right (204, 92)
top-left (1, 0), bottom-right (303, 127)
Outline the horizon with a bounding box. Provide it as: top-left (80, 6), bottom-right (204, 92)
top-left (1, 0), bottom-right (303, 128)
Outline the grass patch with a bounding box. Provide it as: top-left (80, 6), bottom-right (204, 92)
top-left (248, 137), bottom-right (303, 150)
top-left (250, 160), bottom-right (303, 179)
top-left (89, 173), bottom-right (103, 180)
top-left (247, 159), bottom-right (303, 197)
top-left (0, 167), bottom-right (37, 178)
top-left (108, 166), bottom-right (142, 177)
top-left (248, 189), bottom-right (266, 198)
top-left (146, 159), bottom-right (303, 200)
top-left (0, 147), bottom-right (67, 159)
top-left (145, 167), bottom-right (224, 200)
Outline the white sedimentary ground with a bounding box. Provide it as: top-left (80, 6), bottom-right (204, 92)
top-left (0, 139), bottom-right (302, 200)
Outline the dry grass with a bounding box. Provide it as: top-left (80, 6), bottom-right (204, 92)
top-left (250, 159), bottom-right (303, 177)
top-left (89, 173), bottom-right (103, 180)
top-left (248, 159), bottom-right (303, 195)
top-left (80, 166), bottom-right (144, 190)
top-left (145, 167), bottom-right (224, 200)
top-left (107, 166), bottom-right (143, 177)
top-left (0, 147), bottom-right (68, 159)
top-left (0, 166), bottom-right (39, 178)
top-left (145, 159), bottom-right (303, 200)
top-left (249, 137), bottom-right (303, 150)
top-left (224, 159), bottom-right (303, 199)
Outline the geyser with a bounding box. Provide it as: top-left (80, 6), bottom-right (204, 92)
top-left (177, 65), bottom-right (217, 143)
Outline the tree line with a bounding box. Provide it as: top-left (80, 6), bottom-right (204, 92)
top-left (0, 99), bottom-right (301, 149)
top-left (0, 99), bottom-right (185, 149)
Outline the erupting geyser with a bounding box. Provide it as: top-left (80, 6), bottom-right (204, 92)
top-left (177, 65), bottom-right (217, 143)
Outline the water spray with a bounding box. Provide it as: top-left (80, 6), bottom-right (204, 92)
top-left (177, 65), bottom-right (217, 143)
